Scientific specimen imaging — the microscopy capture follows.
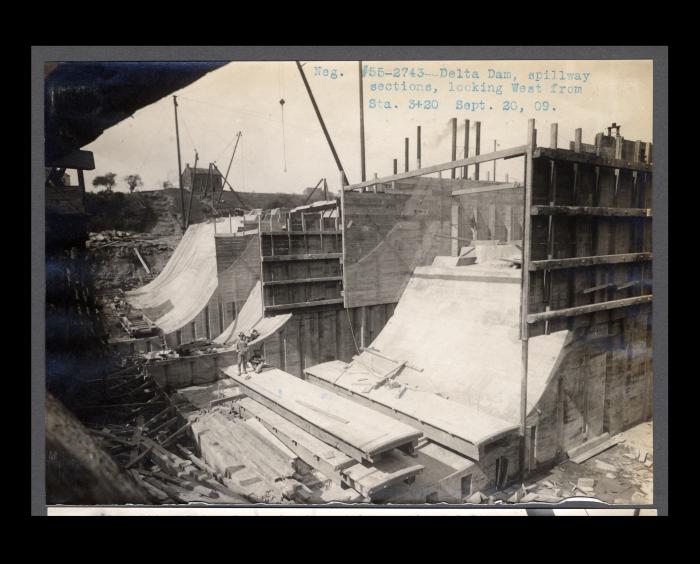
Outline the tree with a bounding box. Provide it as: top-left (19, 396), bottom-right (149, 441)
top-left (92, 172), bottom-right (116, 192)
top-left (161, 180), bottom-right (174, 189)
top-left (124, 174), bottom-right (143, 194)
top-left (302, 184), bottom-right (335, 203)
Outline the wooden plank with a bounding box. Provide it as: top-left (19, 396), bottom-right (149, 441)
top-left (451, 182), bottom-right (520, 196)
top-left (526, 295), bottom-right (653, 323)
top-left (261, 230), bottom-right (341, 236)
top-left (529, 252), bottom-right (652, 271)
top-left (533, 147), bottom-right (652, 172)
top-left (264, 298), bottom-right (344, 312)
top-left (262, 276), bottom-right (342, 287)
top-left (344, 145), bottom-right (527, 192)
top-left (531, 205), bottom-right (652, 218)
top-left (236, 397), bottom-right (355, 474)
top-left (362, 347), bottom-right (423, 372)
top-left (262, 253), bottom-right (342, 262)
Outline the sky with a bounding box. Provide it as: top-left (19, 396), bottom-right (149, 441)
top-left (83, 59), bottom-right (653, 194)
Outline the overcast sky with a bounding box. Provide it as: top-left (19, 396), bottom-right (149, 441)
top-left (83, 60), bottom-right (653, 194)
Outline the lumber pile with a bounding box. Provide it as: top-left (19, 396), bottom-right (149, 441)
top-left (190, 411), bottom-right (310, 503)
top-left (79, 361), bottom-right (250, 504)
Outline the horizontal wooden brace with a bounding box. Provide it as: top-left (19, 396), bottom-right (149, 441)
top-left (261, 230), bottom-right (342, 236)
top-left (526, 294), bottom-right (653, 323)
top-left (529, 252), bottom-right (652, 271)
top-left (452, 182), bottom-right (521, 197)
top-left (261, 253), bottom-right (342, 262)
top-left (533, 147), bottom-right (653, 172)
top-left (262, 276), bottom-right (343, 287)
top-left (344, 145), bottom-right (527, 191)
top-left (531, 205), bottom-right (652, 218)
top-left (264, 298), bottom-right (344, 312)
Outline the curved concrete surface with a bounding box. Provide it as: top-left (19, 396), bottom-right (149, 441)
top-left (214, 281), bottom-right (292, 349)
top-left (311, 261), bottom-right (568, 439)
top-left (359, 262), bottom-right (568, 424)
top-left (126, 217), bottom-right (242, 335)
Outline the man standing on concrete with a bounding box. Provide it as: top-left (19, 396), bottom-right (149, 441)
top-left (236, 332), bottom-right (249, 376)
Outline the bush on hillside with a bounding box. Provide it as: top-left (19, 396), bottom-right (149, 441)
top-left (85, 191), bottom-right (158, 233)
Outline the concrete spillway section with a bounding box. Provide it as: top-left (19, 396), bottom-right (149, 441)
top-left (306, 260), bottom-right (568, 459)
top-left (224, 366), bottom-right (423, 464)
top-left (214, 281), bottom-right (291, 349)
top-left (126, 217), bottom-right (242, 335)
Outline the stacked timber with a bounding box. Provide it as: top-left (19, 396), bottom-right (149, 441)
top-left (80, 362), bottom-right (250, 504)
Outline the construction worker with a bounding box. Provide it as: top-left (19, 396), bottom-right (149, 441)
top-left (236, 332), bottom-right (249, 376)
top-left (249, 349), bottom-right (267, 373)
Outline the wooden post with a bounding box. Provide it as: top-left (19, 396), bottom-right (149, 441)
top-left (359, 61), bottom-right (366, 182)
top-left (323, 178), bottom-right (328, 200)
top-left (574, 128), bottom-right (582, 153)
top-left (360, 306), bottom-right (367, 349)
top-left (474, 121), bottom-right (481, 180)
top-left (393, 159), bottom-right (398, 175)
top-left (550, 123), bottom-right (558, 149)
top-left (77, 169), bottom-right (86, 208)
top-left (451, 198), bottom-right (460, 257)
top-left (405, 138), bottom-right (409, 172)
top-left (451, 118), bottom-right (457, 179)
top-left (339, 171), bottom-right (347, 307)
top-left (219, 131), bottom-right (242, 207)
top-left (173, 95), bottom-right (185, 230)
top-left (229, 212), bottom-right (232, 233)
top-left (493, 140), bottom-right (497, 181)
top-left (463, 119), bottom-right (470, 179)
top-left (296, 61), bottom-right (348, 185)
top-left (519, 118), bottom-right (536, 479)
top-left (373, 172), bottom-right (378, 194)
top-left (185, 151), bottom-right (198, 229)
top-left (417, 126), bottom-right (422, 169)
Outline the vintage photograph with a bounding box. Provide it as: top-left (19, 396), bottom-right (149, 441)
top-left (40, 53), bottom-right (658, 514)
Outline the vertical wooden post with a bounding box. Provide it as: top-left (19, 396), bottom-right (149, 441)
top-left (550, 123), bottom-right (558, 149)
top-left (359, 61), bottom-right (366, 182)
top-left (417, 126), bottom-right (422, 169)
top-left (185, 151), bottom-right (198, 229)
top-left (474, 121), bottom-right (481, 180)
top-left (173, 95), bottom-right (185, 230)
top-left (404, 138), bottom-right (409, 172)
top-left (393, 159), bottom-right (398, 175)
top-left (360, 306), bottom-right (367, 349)
top-left (373, 172), bottom-right (378, 194)
top-left (339, 171), bottom-right (347, 308)
top-left (77, 169), bottom-right (86, 208)
top-left (451, 198), bottom-right (460, 257)
top-left (493, 140), bottom-right (497, 181)
top-left (520, 118), bottom-right (536, 479)
top-left (574, 128), bottom-right (582, 153)
top-left (451, 118), bottom-right (457, 179)
top-left (229, 212), bottom-right (232, 233)
top-left (463, 119), bottom-right (470, 179)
